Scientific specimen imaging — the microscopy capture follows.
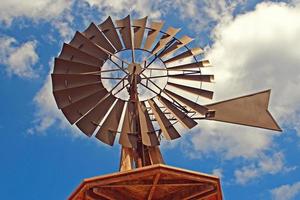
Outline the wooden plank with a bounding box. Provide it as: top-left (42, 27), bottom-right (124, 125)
top-left (147, 173), bottom-right (160, 200)
top-left (119, 147), bottom-right (134, 171)
top-left (148, 146), bottom-right (165, 164)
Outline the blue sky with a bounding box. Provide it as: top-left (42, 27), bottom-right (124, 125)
top-left (1, 0), bottom-right (300, 199)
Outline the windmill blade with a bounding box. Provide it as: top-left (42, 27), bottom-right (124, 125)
top-left (98, 16), bottom-right (123, 51)
top-left (51, 74), bottom-right (101, 91)
top-left (58, 43), bottom-right (104, 67)
top-left (148, 99), bottom-right (181, 140)
top-left (53, 58), bottom-right (100, 74)
top-left (95, 99), bottom-right (125, 146)
top-left (167, 60), bottom-right (211, 70)
top-left (165, 89), bottom-right (208, 115)
top-left (168, 74), bottom-right (214, 82)
top-left (164, 48), bottom-right (203, 64)
top-left (83, 22), bottom-right (115, 54)
top-left (143, 21), bottom-right (164, 51)
top-left (53, 83), bottom-right (105, 109)
top-left (158, 35), bottom-right (193, 59)
top-left (133, 17), bottom-right (147, 49)
top-left (76, 95), bottom-right (116, 137)
top-left (205, 90), bottom-right (282, 131)
top-left (61, 89), bottom-right (109, 124)
top-left (167, 82), bottom-right (214, 99)
top-left (138, 101), bottom-right (159, 146)
top-left (115, 15), bottom-right (133, 49)
top-left (157, 95), bottom-right (197, 129)
top-left (69, 31), bottom-right (108, 60)
top-left (151, 27), bottom-right (181, 55)
top-left (119, 102), bottom-right (138, 148)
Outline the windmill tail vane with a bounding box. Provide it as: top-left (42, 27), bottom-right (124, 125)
top-left (51, 15), bottom-right (281, 171)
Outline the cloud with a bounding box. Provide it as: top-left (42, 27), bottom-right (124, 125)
top-left (271, 181), bottom-right (300, 200)
top-left (234, 152), bottom-right (288, 184)
top-left (212, 168), bottom-right (223, 179)
top-left (82, 0), bottom-right (169, 20)
top-left (172, 0), bottom-right (247, 31)
top-left (0, 35), bottom-right (39, 78)
top-left (0, 0), bottom-right (72, 25)
top-left (186, 1), bottom-right (300, 163)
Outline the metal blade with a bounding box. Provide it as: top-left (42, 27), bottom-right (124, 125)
top-left (119, 102), bottom-right (138, 148)
top-left (115, 15), bottom-right (132, 49)
top-left (76, 94), bottom-right (116, 137)
top-left (164, 48), bottom-right (203, 64)
top-left (143, 21), bottom-right (164, 51)
top-left (98, 16), bottom-right (123, 51)
top-left (53, 83), bottom-right (105, 109)
top-left (158, 35), bottom-right (193, 58)
top-left (95, 99), bottom-right (125, 146)
top-left (133, 17), bottom-right (147, 49)
top-left (83, 22), bottom-right (115, 54)
top-left (152, 27), bottom-right (181, 55)
top-left (51, 74), bottom-right (101, 91)
top-left (148, 99), bottom-right (181, 140)
top-left (157, 95), bottom-right (197, 129)
top-left (205, 90), bottom-right (282, 131)
top-left (53, 58), bottom-right (100, 74)
top-left (165, 89), bottom-right (208, 115)
top-left (167, 60), bottom-right (211, 70)
top-left (58, 43), bottom-right (103, 67)
top-left (138, 101), bottom-right (159, 146)
top-left (167, 82), bottom-right (214, 99)
top-left (61, 89), bottom-right (108, 124)
top-left (169, 74), bottom-right (214, 82)
top-left (69, 31), bottom-right (108, 60)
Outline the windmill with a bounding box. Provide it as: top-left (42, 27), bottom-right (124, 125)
top-left (52, 15), bottom-right (281, 200)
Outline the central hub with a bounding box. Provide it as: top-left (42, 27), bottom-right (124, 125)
top-left (127, 63), bottom-right (142, 75)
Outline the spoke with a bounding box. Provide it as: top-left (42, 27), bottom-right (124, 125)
top-left (108, 74), bottom-right (129, 94)
top-left (94, 42), bottom-right (130, 65)
top-left (141, 73), bottom-right (188, 112)
top-left (144, 68), bottom-right (201, 73)
top-left (140, 82), bottom-right (159, 96)
top-left (101, 68), bottom-right (123, 73)
top-left (138, 38), bottom-right (176, 71)
top-left (108, 56), bottom-right (129, 75)
top-left (101, 77), bottom-right (124, 80)
top-left (113, 82), bottom-right (130, 96)
top-left (141, 72), bottom-right (199, 80)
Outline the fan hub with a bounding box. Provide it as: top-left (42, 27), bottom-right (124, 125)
top-left (127, 63), bottom-right (142, 75)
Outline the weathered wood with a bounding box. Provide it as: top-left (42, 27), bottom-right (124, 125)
top-left (119, 147), bottom-right (134, 171)
top-left (147, 173), bottom-right (160, 200)
top-left (69, 164), bottom-right (222, 200)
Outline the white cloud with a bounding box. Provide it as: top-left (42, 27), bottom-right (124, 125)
top-left (83, 0), bottom-right (169, 20)
top-left (186, 1), bottom-right (300, 162)
top-left (172, 0), bottom-right (247, 32)
top-left (234, 152), bottom-right (286, 184)
top-left (271, 181), bottom-right (300, 200)
top-left (0, 36), bottom-right (39, 78)
top-left (0, 0), bottom-right (72, 25)
top-left (212, 168), bottom-right (223, 179)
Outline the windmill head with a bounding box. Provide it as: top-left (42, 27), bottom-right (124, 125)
top-left (51, 15), bottom-right (281, 160)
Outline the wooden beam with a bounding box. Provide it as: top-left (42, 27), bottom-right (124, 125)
top-left (183, 185), bottom-right (215, 200)
top-left (95, 183), bottom-right (206, 188)
top-left (188, 188), bottom-right (218, 200)
top-left (119, 147), bottom-right (134, 171)
top-left (85, 188), bottom-right (109, 200)
top-left (93, 188), bottom-right (123, 200)
top-left (147, 173), bottom-right (160, 200)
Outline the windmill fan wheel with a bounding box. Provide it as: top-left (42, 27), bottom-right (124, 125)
top-left (51, 15), bottom-right (214, 149)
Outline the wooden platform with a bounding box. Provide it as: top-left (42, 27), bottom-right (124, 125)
top-left (69, 164), bottom-right (223, 200)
